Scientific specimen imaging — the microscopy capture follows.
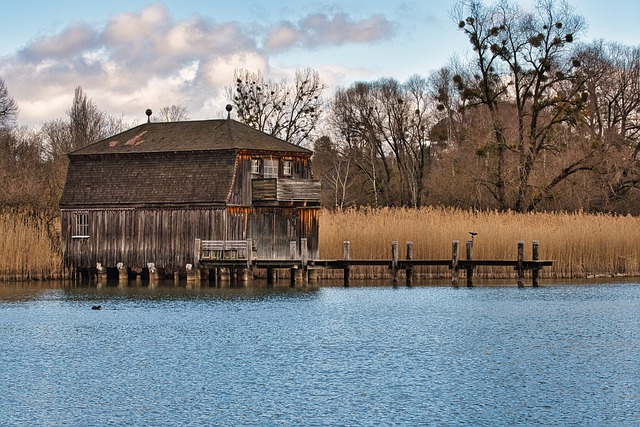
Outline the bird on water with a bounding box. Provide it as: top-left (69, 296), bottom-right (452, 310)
top-left (91, 305), bottom-right (102, 310)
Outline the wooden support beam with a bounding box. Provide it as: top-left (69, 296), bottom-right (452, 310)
top-left (267, 267), bottom-right (276, 285)
top-left (343, 240), bottom-right (351, 287)
top-left (406, 241), bottom-right (413, 286)
top-left (391, 241), bottom-right (399, 285)
top-left (451, 240), bottom-right (459, 286)
top-left (517, 240), bottom-right (525, 287)
top-left (532, 240), bottom-right (539, 287)
top-left (301, 237), bottom-right (308, 285)
top-left (466, 240), bottom-right (474, 287)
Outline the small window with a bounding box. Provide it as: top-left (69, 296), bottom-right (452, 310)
top-left (263, 158), bottom-right (278, 178)
top-left (283, 160), bottom-right (292, 176)
top-left (251, 158), bottom-right (260, 175)
top-left (73, 213), bottom-right (89, 238)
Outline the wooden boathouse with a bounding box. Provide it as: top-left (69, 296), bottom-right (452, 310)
top-left (59, 112), bottom-right (321, 280)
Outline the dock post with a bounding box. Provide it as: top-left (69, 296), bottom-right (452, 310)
top-left (406, 241), bottom-right (413, 286)
top-left (517, 240), bottom-right (525, 287)
top-left (96, 263), bottom-right (107, 284)
top-left (308, 268), bottom-right (318, 283)
top-left (246, 238), bottom-right (253, 279)
top-left (237, 267), bottom-right (249, 284)
top-left (532, 240), bottom-right (539, 287)
top-left (194, 238), bottom-right (201, 267)
top-left (219, 268), bottom-right (230, 286)
top-left (343, 240), bottom-right (351, 287)
top-left (301, 238), bottom-right (308, 284)
top-left (451, 241), bottom-right (459, 286)
top-left (466, 240), bottom-right (474, 287)
top-left (186, 263), bottom-right (200, 286)
top-left (267, 268), bottom-right (276, 285)
top-left (290, 240), bottom-right (298, 287)
top-left (148, 263), bottom-right (159, 287)
top-left (117, 262), bottom-right (127, 285)
top-left (391, 241), bottom-right (399, 285)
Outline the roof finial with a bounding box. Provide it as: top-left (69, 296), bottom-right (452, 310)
top-left (145, 108), bottom-right (152, 123)
top-left (225, 104), bottom-right (233, 120)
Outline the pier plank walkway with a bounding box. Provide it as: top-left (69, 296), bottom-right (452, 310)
top-left (195, 239), bottom-right (553, 287)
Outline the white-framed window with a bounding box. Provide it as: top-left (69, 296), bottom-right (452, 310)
top-left (282, 160), bottom-right (292, 176)
top-left (263, 158), bottom-right (278, 178)
top-left (251, 158), bottom-right (260, 175)
top-left (73, 213), bottom-right (89, 238)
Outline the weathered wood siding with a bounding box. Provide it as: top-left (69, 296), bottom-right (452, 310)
top-left (229, 153), bottom-right (314, 206)
top-left (62, 208), bottom-right (226, 270)
top-left (247, 207), bottom-right (320, 259)
top-left (252, 179), bottom-right (321, 203)
top-left (62, 205), bottom-right (320, 269)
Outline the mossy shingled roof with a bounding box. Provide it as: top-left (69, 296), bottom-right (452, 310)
top-left (70, 119), bottom-right (312, 155)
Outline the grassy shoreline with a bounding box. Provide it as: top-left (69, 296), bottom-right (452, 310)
top-left (2, 207), bottom-right (640, 281)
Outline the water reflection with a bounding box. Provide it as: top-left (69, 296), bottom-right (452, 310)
top-left (0, 279), bottom-right (325, 305)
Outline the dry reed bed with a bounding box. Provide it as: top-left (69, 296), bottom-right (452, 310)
top-left (319, 207), bottom-right (640, 279)
top-left (0, 212), bottom-right (62, 281)
top-left (1, 208), bottom-right (639, 282)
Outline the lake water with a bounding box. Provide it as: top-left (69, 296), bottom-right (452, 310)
top-left (1, 280), bottom-right (639, 426)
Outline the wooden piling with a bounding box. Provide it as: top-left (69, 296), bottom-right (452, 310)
top-left (391, 241), bottom-right (399, 285)
top-left (96, 263), bottom-right (107, 284)
top-left (117, 262), bottom-right (127, 283)
top-left (301, 238), bottom-right (308, 284)
top-left (466, 240), bottom-right (474, 287)
top-left (267, 267), bottom-right (276, 285)
top-left (451, 240), bottom-right (459, 286)
top-left (406, 241), bottom-right (413, 286)
top-left (219, 268), bottom-right (230, 284)
top-left (308, 268), bottom-right (318, 283)
top-left (532, 240), bottom-right (539, 287)
top-left (237, 267), bottom-right (249, 283)
top-left (343, 240), bottom-right (351, 287)
top-left (517, 240), bottom-right (525, 287)
top-left (290, 240), bottom-right (298, 287)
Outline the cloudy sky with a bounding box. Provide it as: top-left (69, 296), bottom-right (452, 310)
top-left (1, 0), bottom-right (638, 127)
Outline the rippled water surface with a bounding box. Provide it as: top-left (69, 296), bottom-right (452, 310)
top-left (1, 281), bottom-right (639, 426)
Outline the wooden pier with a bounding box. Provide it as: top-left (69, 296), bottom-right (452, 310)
top-left (195, 239), bottom-right (552, 287)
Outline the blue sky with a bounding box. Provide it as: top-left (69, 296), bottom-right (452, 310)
top-left (1, 0), bottom-right (638, 126)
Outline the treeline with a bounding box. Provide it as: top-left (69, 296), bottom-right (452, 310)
top-left (231, 0), bottom-right (640, 213)
top-left (2, 0), bottom-right (640, 219)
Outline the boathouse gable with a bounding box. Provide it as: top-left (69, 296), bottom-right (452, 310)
top-left (59, 118), bottom-right (320, 275)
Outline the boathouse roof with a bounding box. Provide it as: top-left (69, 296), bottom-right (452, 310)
top-left (69, 119), bottom-right (312, 156)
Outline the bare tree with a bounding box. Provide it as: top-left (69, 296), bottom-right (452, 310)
top-left (155, 104), bottom-right (190, 122)
top-left (453, 0), bottom-right (590, 211)
top-left (330, 77), bottom-right (437, 207)
top-left (226, 68), bottom-right (325, 146)
top-left (0, 78), bottom-right (19, 130)
top-left (313, 136), bottom-right (355, 209)
top-left (577, 41), bottom-right (640, 211)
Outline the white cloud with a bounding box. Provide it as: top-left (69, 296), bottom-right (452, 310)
top-left (0, 4), bottom-right (398, 127)
top-left (19, 23), bottom-right (97, 60)
top-left (264, 13), bottom-right (396, 52)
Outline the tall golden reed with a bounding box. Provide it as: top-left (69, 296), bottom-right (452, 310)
top-left (0, 212), bottom-right (62, 280)
top-left (2, 207), bottom-right (639, 281)
top-left (319, 207), bottom-right (640, 279)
